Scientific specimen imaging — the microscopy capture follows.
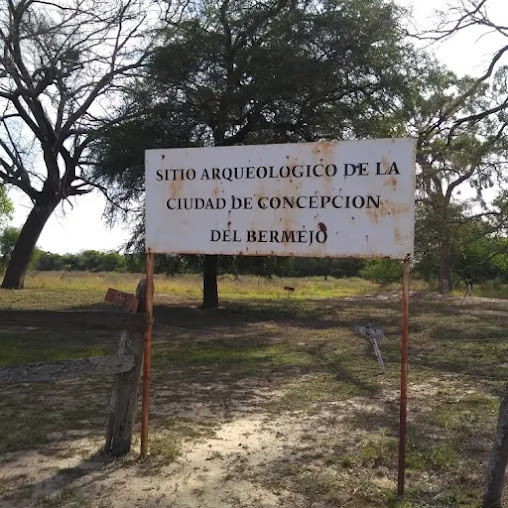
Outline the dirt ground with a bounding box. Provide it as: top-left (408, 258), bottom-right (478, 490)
top-left (1, 292), bottom-right (508, 507)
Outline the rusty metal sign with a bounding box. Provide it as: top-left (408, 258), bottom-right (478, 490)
top-left (145, 138), bottom-right (416, 259)
top-left (105, 288), bottom-right (139, 313)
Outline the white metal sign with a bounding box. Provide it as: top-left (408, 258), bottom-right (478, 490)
top-left (145, 138), bottom-right (416, 259)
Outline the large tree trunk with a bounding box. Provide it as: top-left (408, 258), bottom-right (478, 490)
top-left (1, 199), bottom-right (59, 289)
top-left (202, 254), bottom-right (219, 309)
top-left (439, 239), bottom-right (452, 294)
top-left (483, 383), bottom-right (508, 508)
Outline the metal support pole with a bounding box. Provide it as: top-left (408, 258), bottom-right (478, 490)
top-left (398, 257), bottom-right (410, 495)
top-left (141, 250), bottom-right (154, 458)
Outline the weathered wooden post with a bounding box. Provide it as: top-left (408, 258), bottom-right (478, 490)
top-left (483, 383), bottom-right (508, 508)
top-left (104, 280), bottom-right (147, 457)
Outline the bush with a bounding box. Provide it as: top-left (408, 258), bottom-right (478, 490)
top-left (359, 259), bottom-right (402, 286)
top-left (35, 250), bottom-right (127, 272)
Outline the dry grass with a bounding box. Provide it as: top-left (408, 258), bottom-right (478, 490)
top-left (0, 274), bottom-right (507, 507)
top-left (20, 271), bottom-right (383, 299)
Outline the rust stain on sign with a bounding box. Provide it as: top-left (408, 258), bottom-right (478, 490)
top-left (366, 200), bottom-right (411, 224)
top-left (384, 176), bottom-right (398, 189)
top-left (394, 227), bottom-right (402, 244)
top-left (312, 141), bottom-right (336, 160)
top-left (282, 214), bottom-right (295, 243)
top-left (381, 155), bottom-right (390, 173)
top-left (170, 177), bottom-right (185, 199)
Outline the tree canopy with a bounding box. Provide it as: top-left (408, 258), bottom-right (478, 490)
top-left (91, 0), bottom-right (414, 307)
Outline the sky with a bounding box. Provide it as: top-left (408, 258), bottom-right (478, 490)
top-left (7, 0), bottom-right (508, 255)
top-left (8, 190), bottom-right (131, 255)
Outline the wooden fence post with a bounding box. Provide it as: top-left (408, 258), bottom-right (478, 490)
top-left (483, 383), bottom-right (508, 508)
top-left (104, 280), bottom-right (147, 457)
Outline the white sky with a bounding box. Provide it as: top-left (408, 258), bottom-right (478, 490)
top-left (8, 0), bottom-right (508, 255)
top-left (9, 188), bottom-right (131, 254)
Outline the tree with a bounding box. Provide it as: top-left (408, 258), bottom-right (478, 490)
top-left (451, 218), bottom-right (508, 286)
top-left (0, 0), bottom-right (153, 289)
top-left (92, 0), bottom-right (413, 308)
top-left (409, 65), bottom-right (508, 293)
top-left (415, 205), bottom-right (508, 287)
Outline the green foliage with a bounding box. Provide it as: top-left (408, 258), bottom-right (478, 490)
top-left (0, 227), bottom-right (18, 272)
top-left (125, 253), bottom-right (145, 273)
top-left (415, 201), bottom-right (508, 285)
top-left (359, 259), bottom-right (402, 286)
top-left (36, 250), bottom-right (127, 273)
top-left (154, 253), bottom-right (356, 280)
top-left (0, 227), bottom-right (18, 270)
top-left (290, 258), bottom-right (365, 278)
top-left (0, 227), bottom-right (42, 273)
top-left (453, 223), bottom-right (508, 284)
top-left (154, 253), bottom-right (365, 279)
top-left (24, 248), bottom-right (364, 278)
top-left (0, 185), bottom-right (13, 229)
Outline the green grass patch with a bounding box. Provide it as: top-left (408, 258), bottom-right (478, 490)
top-left (437, 393), bottom-right (499, 434)
top-left (384, 485), bottom-right (479, 508)
top-left (136, 417), bottom-right (217, 475)
top-left (360, 429), bottom-right (398, 468)
top-left (406, 438), bottom-right (460, 474)
top-left (0, 410), bottom-right (52, 452)
top-left (0, 340), bottom-right (110, 365)
top-left (0, 288), bottom-right (105, 310)
top-left (153, 341), bottom-right (314, 371)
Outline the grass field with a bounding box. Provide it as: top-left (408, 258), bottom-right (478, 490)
top-left (1, 272), bottom-right (507, 507)
top-left (21, 271), bottom-right (383, 298)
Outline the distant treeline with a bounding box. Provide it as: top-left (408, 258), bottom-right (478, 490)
top-left (36, 250), bottom-right (134, 273)
top-left (3, 225), bottom-right (505, 288)
top-left (31, 247), bottom-right (508, 288)
top-left (34, 250), bottom-right (366, 278)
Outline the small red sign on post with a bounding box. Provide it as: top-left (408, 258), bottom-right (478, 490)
top-left (105, 288), bottom-right (139, 314)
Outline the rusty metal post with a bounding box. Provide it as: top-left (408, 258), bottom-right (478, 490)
top-left (398, 257), bottom-right (410, 495)
top-left (141, 250), bottom-right (154, 458)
